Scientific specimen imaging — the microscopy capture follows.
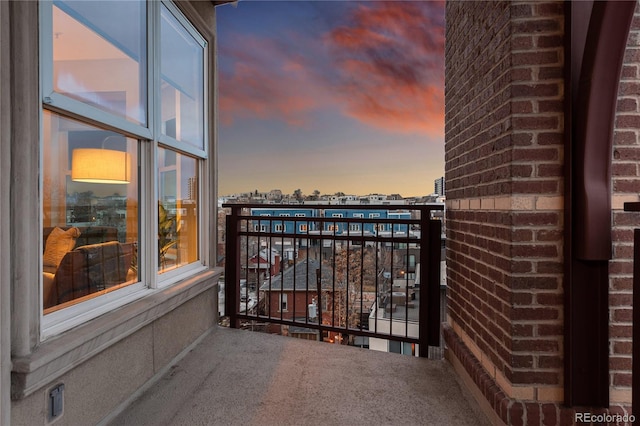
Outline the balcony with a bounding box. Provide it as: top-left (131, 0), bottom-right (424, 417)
top-left (106, 204), bottom-right (490, 425)
top-left (108, 326), bottom-right (489, 425)
top-left (222, 204), bottom-right (444, 357)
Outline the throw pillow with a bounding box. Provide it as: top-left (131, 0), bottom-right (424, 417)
top-left (43, 227), bottom-right (81, 269)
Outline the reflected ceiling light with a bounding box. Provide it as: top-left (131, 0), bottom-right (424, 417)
top-left (71, 145), bottom-right (131, 184)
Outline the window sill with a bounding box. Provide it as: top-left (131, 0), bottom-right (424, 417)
top-left (11, 267), bottom-right (223, 399)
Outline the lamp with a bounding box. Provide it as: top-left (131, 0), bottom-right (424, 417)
top-left (71, 138), bottom-right (131, 184)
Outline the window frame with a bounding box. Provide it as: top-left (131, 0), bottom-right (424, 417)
top-left (39, 0), bottom-right (210, 337)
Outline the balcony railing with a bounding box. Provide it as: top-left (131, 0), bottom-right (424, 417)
top-left (223, 203), bottom-right (443, 357)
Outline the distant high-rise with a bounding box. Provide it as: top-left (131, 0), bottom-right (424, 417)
top-left (434, 176), bottom-right (445, 196)
top-left (188, 177), bottom-right (198, 201)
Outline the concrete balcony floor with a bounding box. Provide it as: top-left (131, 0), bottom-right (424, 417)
top-left (108, 326), bottom-right (489, 426)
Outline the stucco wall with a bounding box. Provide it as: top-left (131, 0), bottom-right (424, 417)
top-left (11, 287), bottom-right (217, 426)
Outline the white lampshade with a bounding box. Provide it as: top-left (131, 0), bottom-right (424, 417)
top-left (71, 148), bottom-right (131, 184)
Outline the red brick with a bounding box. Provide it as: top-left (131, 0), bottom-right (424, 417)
top-left (538, 355), bottom-right (563, 369)
top-left (538, 324), bottom-right (563, 336)
top-left (613, 373), bottom-right (632, 387)
top-left (511, 307), bottom-right (559, 320)
top-left (526, 402), bottom-right (541, 425)
top-left (511, 84), bottom-right (560, 99)
top-left (541, 403), bottom-right (558, 426)
top-left (512, 339), bottom-right (559, 352)
top-left (510, 370), bottom-right (559, 385)
top-left (509, 401), bottom-right (525, 426)
top-left (512, 51), bottom-right (558, 66)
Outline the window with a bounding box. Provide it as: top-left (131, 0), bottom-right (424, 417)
top-left (42, 112), bottom-right (140, 312)
top-left (254, 224), bottom-right (267, 232)
top-left (50, 0), bottom-right (147, 125)
top-left (158, 148), bottom-right (198, 272)
top-left (375, 224), bottom-right (386, 232)
top-left (279, 213), bottom-right (290, 217)
top-left (369, 213), bottom-right (381, 218)
top-left (389, 341), bottom-right (414, 355)
top-left (353, 213), bottom-right (364, 218)
top-left (280, 293), bottom-right (288, 311)
top-left (40, 0), bottom-right (208, 325)
top-left (332, 213), bottom-right (343, 218)
top-left (294, 213), bottom-right (306, 217)
top-left (299, 224), bottom-right (308, 232)
top-left (274, 224), bottom-right (284, 232)
top-left (405, 254), bottom-right (416, 268)
top-left (349, 224), bottom-right (360, 232)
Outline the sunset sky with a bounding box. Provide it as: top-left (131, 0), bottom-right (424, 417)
top-left (216, 1), bottom-right (444, 197)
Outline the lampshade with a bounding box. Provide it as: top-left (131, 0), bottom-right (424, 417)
top-left (71, 148), bottom-right (131, 184)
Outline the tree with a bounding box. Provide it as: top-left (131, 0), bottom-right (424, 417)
top-left (293, 189), bottom-right (303, 202)
top-left (329, 244), bottom-right (377, 342)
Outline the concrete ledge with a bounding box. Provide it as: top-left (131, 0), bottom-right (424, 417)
top-left (11, 268), bottom-right (222, 399)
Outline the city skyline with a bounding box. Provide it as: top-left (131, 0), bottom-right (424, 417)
top-left (216, 1), bottom-right (445, 197)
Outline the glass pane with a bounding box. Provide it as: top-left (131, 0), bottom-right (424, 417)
top-left (42, 111), bottom-right (139, 313)
top-left (52, 0), bottom-right (147, 125)
top-left (160, 5), bottom-right (204, 150)
top-left (158, 147), bottom-right (199, 272)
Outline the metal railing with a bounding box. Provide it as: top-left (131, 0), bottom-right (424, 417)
top-left (223, 204), bottom-right (443, 357)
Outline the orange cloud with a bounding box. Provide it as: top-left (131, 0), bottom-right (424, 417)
top-left (327, 1), bottom-right (445, 136)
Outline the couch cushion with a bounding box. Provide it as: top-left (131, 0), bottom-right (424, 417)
top-left (43, 227), bottom-right (81, 270)
top-left (48, 241), bottom-right (133, 308)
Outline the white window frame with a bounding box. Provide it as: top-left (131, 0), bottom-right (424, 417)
top-left (369, 213), bottom-right (381, 218)
top-left (294, 213), bottom-right (306, 217)
top-left (274, 224), bottom-right (284, 232)
top-left (39, 0), bottom-right (209, 337)
top-left (280, 293), bottom-right (288, 312)
top-left (299, 224), bottom-right (308, 232)
top-left (353, 213), bottom-right (364, 218)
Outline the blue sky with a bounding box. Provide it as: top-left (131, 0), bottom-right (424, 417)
top-left (216, 1), bottom-right (444, 197)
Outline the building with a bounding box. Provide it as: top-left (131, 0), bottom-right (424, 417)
top-left (434, 176), bottom-right (445, 197)
top-left (5, 1), bottom-right (640, 424)
top-left (1, 1), bottom-right (224, 423)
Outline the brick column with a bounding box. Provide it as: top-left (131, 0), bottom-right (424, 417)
top-left (445, 1), bottom-right (566, 423)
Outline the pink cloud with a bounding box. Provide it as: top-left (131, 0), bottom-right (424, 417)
top-left (219, 2), bottom-right (445, 136)
top-left (327, 1), bottom-right (445, 136)
top-left (219, 36), bottom-right (330, 128)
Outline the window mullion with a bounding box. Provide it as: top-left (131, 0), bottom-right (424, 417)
top-left (149, 0), bottom-right (161, 289)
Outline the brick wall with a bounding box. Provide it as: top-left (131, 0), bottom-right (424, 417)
top-left (610, 3), bottom-right (640, 405)
top-left (445, 0), bottom-right (565, 404)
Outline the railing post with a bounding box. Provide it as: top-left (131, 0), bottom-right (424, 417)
top-left (316, 268), bottom-right (323, 342)
top-left (418, 209), bottom-right (442, 357)
top-left (225, 207), bottom-right (241, 328)
top-left (427, 219), bottom-right (442, 347)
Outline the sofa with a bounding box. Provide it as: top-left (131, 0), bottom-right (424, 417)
top-left (43, 226), bottom-right (134, 310)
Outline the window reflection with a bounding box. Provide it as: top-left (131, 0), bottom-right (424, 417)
top-left (42, 111), bottom-right (139, 312)
top-left (158, 147), bottom-right (198, 272)
top-left (52, 0), bottom-right (146, 124)
top-left (160, 5), bottom-right (204, 149)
